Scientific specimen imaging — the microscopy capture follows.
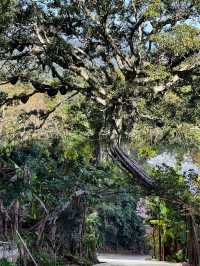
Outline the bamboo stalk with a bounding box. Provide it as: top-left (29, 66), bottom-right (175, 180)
top-left (16, 230), bottom-right (39, 266)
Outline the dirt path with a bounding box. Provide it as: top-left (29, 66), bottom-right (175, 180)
top-left (96, 254), bottom-right (179, 266)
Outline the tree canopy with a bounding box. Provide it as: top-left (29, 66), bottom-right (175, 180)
top-left (1, 0), bottom-right (200, 142)
top-left (0, 1), bottom-right (200, 265)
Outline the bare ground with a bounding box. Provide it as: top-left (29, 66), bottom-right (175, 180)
top-left (96, 254), bottom-right (180, 266)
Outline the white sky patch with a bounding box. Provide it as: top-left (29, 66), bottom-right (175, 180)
top-left (147, 152), bottom-right (199, 174)
top-left (147, 152), bottom-right (176, 168)
top-left (181, 155), bottom-right (199, 174)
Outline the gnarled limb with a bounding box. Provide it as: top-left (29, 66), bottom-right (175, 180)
top-left (110, 144), bottom-right (155, 190)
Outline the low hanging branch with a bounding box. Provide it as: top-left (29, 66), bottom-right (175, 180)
top-left (110, 144), bottom-right (155, 190)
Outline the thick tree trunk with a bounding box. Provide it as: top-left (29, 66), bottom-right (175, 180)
top-left (187, 215), bottom-right (200, 266)
top-left (153, 227), bottom-right (156, 258)
top-left (158, 225), bottom-right (162, 261)
top-left (92, 127), bottom-right (101, 166)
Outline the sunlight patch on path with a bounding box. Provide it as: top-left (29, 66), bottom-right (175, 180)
top-left (96, 254), bottom-right (179, 266)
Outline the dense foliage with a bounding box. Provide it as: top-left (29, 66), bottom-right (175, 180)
top-left (0, 132), bottom-right (148, 264)
top-left (0, 0), bottom-right (200, 265)
top-left (96, 193), bottom-right (146, 253)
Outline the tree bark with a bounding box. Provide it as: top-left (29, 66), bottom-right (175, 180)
top-left (188, 214), bottom-right (200, 266)
top-left (110, 144), bottom-right (155, 190)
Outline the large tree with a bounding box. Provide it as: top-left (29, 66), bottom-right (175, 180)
top-left (1, 0), bottom-right (200, 185)
top-left (0, 0), bottom-right (200, 264)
